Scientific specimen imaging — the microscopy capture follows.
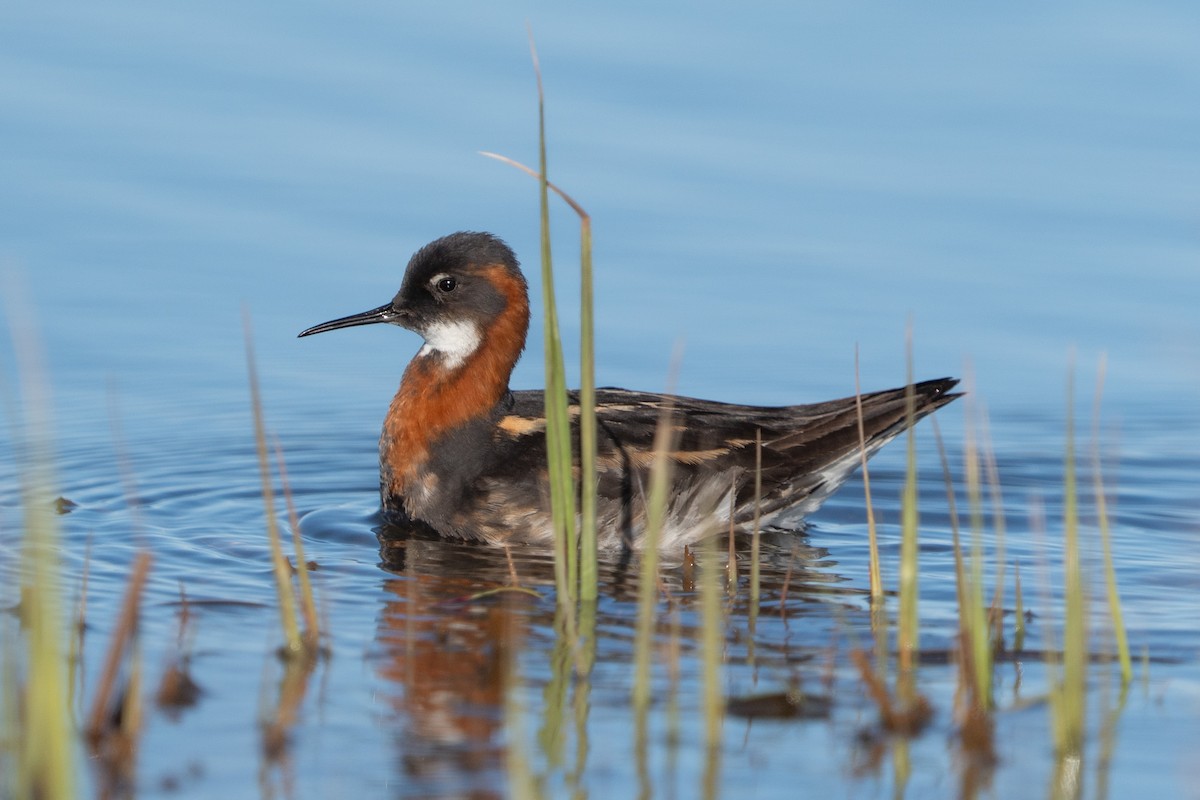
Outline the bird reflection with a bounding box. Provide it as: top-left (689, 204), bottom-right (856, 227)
top-left (366, 524), bottom-right (861, 797)
top-left (371, 535), bottom-right (541, 798)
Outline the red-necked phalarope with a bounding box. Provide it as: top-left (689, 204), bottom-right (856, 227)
top-left (299, 231), bottom-right (959, 550)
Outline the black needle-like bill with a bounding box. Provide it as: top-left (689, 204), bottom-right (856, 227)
top-left (298, 304), bottom-right (404, 338)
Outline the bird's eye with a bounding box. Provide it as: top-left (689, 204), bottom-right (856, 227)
top-left (436, 277), bottom-right (457, 293)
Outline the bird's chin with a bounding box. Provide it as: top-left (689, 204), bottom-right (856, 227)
top-left (388, 315), bottom-right (422, 334)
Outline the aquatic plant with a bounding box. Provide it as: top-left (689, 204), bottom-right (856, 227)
top-left (631, 394), bottom-right (676, 764)
top-left (1090, 356), bottom-right (1131, 685)
top-left (244, 313), bottom-right (320, 658)
top-left (697, 526), bottom-right (725, 799)
top-left (1050, 369), bottom-right (1088, 760)
top-left (483, 32), bottom-right (600, 614)
top-left (84, 550), bottom-right (152, 792)
top-left (2, 300), bottom-right (76, 800)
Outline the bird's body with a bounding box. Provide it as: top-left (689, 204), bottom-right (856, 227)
top-left (300, 232), bottom-right (959, 551)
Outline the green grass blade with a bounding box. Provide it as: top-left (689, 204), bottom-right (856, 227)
top-left (1014, 561), bottom-right (1026, 653)
top-left (538, 608), bottom-right (573, 770)
top-left (956, 378), bottom-right (992, 709)
top-left (528, 31), bottom-right (577, 614)
top-left (933, 417), bottom-right (983, 712)
top-left (1095, 465), bottom-right (1130, 683)
top-left (1090, 355), bottom-right (1131, 685)
top-left (19, 484), bottom-right (76, 800)
top-left (855, 345), bottom-right (884, 600)
top-left (577, 216), bottom-right (598, 602)
top-left (273, 438), bottom-right (321, 646)
top-left (243, 312), bottom-right (303, 657)
top-left (4, 288), bottom-right (76, 800)
top-left (896, 335), bottom-right (920, 694)
top-left (478, 150), bottom-right (597, 604)
top-left (631, 396), bottom-right (677, 773)
top-left (569, 597), bottom-right (597, 797)
top-left (1056, 363), bottom-right (1088, 756)
top-left (749, 430), bottom-right (762, 640)
top-left (981, 416), bottom-right (1007, 648)
top-left (698, 528), bottom-right (725, 800)
top-left (968, 439), bottom-right (992, 705)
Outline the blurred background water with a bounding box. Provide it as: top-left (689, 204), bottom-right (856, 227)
top-left (1, 2), bottom-right (1198, 797)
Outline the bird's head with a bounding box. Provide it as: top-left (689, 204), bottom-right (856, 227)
top-left (299, 231), bottom-right (530, 371)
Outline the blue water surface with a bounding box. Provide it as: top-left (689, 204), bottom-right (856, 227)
top-left (1, 2), bottom-right (1198, 798)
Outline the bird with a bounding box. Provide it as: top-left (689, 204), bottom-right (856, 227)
top-left (299, 231), bottom-right (959, 552)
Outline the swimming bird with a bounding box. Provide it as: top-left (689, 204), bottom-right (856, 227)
top-left (299, 232), bottom-right (959, 551)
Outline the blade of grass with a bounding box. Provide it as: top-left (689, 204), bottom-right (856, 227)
top-left (955, 372), bottom-right (993, 710)
top-left (749, 429), bottom-right (762, 645)
top-left (1013, 561), bottom-right (1026, 653)
top-left (855, 344), bottom-right (883, 601)
top-left (938, 399), bottom-right (997, 773)
top-left (967, 429), bottom-right (993, 706)
top-left (478, 150), bottom-right (597, 603)
top-left (85, 550), bottom-right (152, 743)
top-left (631, 384), bottom-right (680, 786)
top-left (273, 436), bottom-right (320, 647)
top-left (538, 607), bottom-right (573, 771)
top-left (1094, 678), bottom-right (1130, 800)
top-left (260, 652), bottom-right (319, 767)
top-left (18, 488), bottom-right (76, 800)
top-left (932, 416), bottom-right (980, 710)
top-left (4, 284), bottom-right (76, 800)
top-left (896, 329), bottom-right (920, 694)
top-left (726, 486), bottom-right (738, 598)
top-left (664, 601), bottom-right (683, 790)
top-left (980, 409), bottom-right (1007, 649)
top-left (527, 29), bottom-right (578, 615)
top-left (1090, 354), bottom-right (1130, 685)
top-left (893, 737), bottom-right (913, 800)
top-left (569, 597), bottom-right (597, 799)
top-left (243, 311), bottom-right (303, 657)
top-left (123, 640), bottom-right (144, 767)
top-left (698, 525), bottom-right (725, 800)
top-left (575, 205), bottom-right (596, 603)
top-left (1054, 361), bottom-right (1087, 757)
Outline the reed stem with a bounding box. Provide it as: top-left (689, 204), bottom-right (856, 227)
top-left (528, 31), bottom-right (578, 616)
top-left (1055, 365), bottom-right (1087, 756)
top-left (631, 397), bottom-right (677, 773)
top-left (1090, 355), bottom-right (1131, 684)
top-left (749, 430), bottom-right (762, 635)
top-left (896, 336), bottom-right (920, 692)
top-left (477, 151), bottom-right (596, 604)
top-left (855, 345), bottom-right (883, 600)
top-left (577, 215), bottom-right (598, 602)
top-left (243, 313), bottom-right (303, 656)
top-left (698, 529), bottom-right (725, 795)
top-left (5, 295), bottom-right (76, 800)
top-left (273, 438), bottom-right (320, 646)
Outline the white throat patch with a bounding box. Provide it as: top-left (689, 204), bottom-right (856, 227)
top-left (418, 320), bottom-right (482, 369)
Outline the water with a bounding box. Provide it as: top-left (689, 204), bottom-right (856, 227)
top-left (2, 2), bottom-right (1199, 797)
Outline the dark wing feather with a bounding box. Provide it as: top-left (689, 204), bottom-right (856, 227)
top-left (489, 378), bottom-right (959, 543)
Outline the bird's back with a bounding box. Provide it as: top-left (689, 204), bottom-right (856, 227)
top-left (472, 378), bottom-right (959, 550)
